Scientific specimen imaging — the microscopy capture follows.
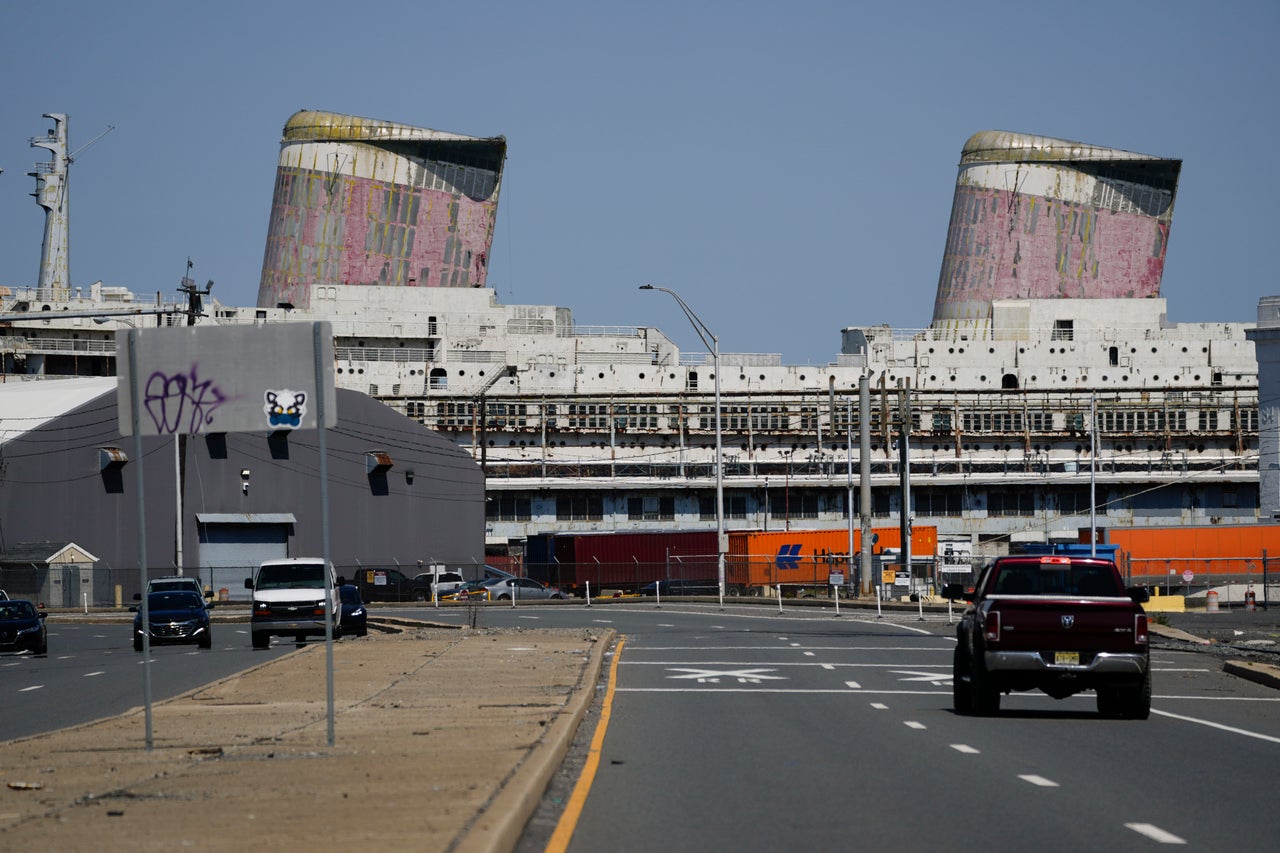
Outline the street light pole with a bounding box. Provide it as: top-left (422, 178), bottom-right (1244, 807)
top-left (640, 285), bottom-right (725, 606)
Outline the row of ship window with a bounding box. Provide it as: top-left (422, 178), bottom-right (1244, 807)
top-left (412, 401), bottom-right (1258, 434)
top-left (486, 484), bottom-right (1254, 521)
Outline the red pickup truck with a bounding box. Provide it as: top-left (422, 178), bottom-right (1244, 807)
top-left (946, 555), bottom-right (1151, 719)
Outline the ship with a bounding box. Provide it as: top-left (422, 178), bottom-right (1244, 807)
top-left (0, 112), bottom-right (1261, 568)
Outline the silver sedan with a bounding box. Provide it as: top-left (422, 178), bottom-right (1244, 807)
top-left (481, 577), bottom-right (567, 601)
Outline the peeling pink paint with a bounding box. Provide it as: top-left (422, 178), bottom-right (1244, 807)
top-left (258, 169), bottom-right (499, 310)
top-left (933, 184), bottom-right (1170, 322)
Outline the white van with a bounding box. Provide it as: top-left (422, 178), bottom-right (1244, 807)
top-left (244, 558), bottom-right (340, 649)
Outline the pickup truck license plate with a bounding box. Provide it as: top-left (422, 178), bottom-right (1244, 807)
top-left (1054, 651), bottom-right (1080, 666)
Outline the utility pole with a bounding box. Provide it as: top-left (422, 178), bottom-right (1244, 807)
top-left (899, 379), bottom-right (912, 590)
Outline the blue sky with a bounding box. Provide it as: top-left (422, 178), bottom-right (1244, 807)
top-left (1, 0), bottom-right (1275, 365)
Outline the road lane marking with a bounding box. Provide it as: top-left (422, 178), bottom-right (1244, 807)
top-left (1152, 709), bottom-right (1280, 744)
top-left (84, 671), bottom-right (105, 677)
top-left (845, 681), bottom-right (862, 689)
top-left (951, 744), bottom-right (980, 754)
top-left (870, 703), bottom-right (888, 710)
top-left (803, 651), bottom-right (815, 656)
top-left (1019, 775), bottom-right (1058, 787)
top-left (626, 645), bottom-right (952, 652)
top-left (18, 685), bottom-right (42, 692)
top-left (904, 721), bottom-right (926, 730)
top-left (623, 661), bottom-right (949, 667)
top-left (592, 619), bottom-right (614, 624)
top-left (1125, 823), bottom-right (1186, 844)
top-left (546, 637), bottom-right (624, 853)
top-left (892, 669), bottom-right (953, 685)
top-left (666, 667), bottom-right (786, 684)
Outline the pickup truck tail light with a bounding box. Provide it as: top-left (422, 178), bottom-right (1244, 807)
top-left (983, 610), bottom-right (1001, 643)
top-left (1135, 613), bottom-right (1148, 646)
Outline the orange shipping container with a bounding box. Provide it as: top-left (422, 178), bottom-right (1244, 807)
top-left (1110, 525), bottom-right (1280, 577)
top-left (726, 526), bottom-right (938, 591)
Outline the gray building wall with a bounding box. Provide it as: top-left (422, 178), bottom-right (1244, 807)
top-left (0, 388), bottom-right (484, 600)
top-left (1246, 296), bottom-right (1280, 522)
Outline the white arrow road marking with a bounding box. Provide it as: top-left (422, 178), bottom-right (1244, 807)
top-left (1125, 823), bottom-right (1186, 844)
top-left (667, 667), bottom-right (787, 684)
top-left (891, 669), bottom-right (952, 686)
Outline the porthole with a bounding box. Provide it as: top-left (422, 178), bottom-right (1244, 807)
top-left (599, 372), bottom-right (605, 379)
top-left (549, 371), bottom-right (556, 378)
top-left (930, 375), bottom-right (937, 382)
top-left (639, 372), bottom-right (646, 379)
top-left (950, 375), bottom-right (957, 381)
top-left (1122, 375), bottom-right (1129, 381)
top-left (979, 375), bottom-right (986, 382)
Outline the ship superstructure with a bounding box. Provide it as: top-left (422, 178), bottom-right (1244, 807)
top-left (0, 116), bottom-right (1261, 562)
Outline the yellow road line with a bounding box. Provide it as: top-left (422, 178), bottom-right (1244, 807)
top-left (545, 636), bottom-right (625, 853)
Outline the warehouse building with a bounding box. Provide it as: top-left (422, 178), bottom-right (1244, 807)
top-left (0, 378), bottom-right (484, 603)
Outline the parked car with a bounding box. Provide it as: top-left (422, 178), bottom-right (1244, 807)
top-left (132, 590), bottom-right (212, 651)
top-left (0, 599), bottom-right (47, 655)
top-left (135, 576), bottom-right (211, 603)
top-left (412, 571), bottom-right (466, 600)
top-left (337, 584), bottom-right (368, 637)
top-left (481, 577), bottom-right (566, 601)
top-left (483, 564), bottom-right (517, 581)
top-left (444, 580), bottom-right (491, 601)
top-left (639, 579), bottom-right (720, 596)
top-left (352, 567), bottom-right (417, 602)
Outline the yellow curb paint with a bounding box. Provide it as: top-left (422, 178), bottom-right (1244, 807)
top-left (545, 635), bottom-right (625, 853)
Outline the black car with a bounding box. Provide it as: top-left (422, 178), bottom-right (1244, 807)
top-left (132, 591), bottom-right (212, 651)
top-left (352, 567), bottom-right (417, 602)
top-left (338, 584), bottom-right (368, 637)
top-left (640, 578), bottom-right (720, 596)
top-left (0, 599), bottom-right (47, 655)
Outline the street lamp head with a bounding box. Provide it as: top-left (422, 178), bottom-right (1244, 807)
top-left (638, 284), bottom-right (655, 291)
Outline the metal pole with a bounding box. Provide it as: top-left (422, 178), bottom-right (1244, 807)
top-left (860, 375), bottom-right (872, 596)
top-left (126, 331), bottom-right (154, 750)
top-left (1090, 394), bottom-right (1097, 557)
top-left (314, 323), bottom-right (335, 748)
top-left (639, 285), bottom-right (725, 608)
top-left (846, 396), bottom-right (855, 596)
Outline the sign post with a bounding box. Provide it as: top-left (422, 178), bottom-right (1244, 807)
top-left (117, 322), bottom-right (336, 749)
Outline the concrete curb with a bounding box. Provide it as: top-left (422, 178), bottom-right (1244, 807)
top-left (1223, 659), bottom-right (1280, 690)
top-left (456, 629), bottom-right (616, 853)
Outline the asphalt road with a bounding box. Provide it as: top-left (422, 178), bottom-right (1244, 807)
top-left (7, 601), bottom-right (1278, 852)
top-left (0, 619), bottom-right (294, 741)
top-left (413, 601), bottom-right (1280, 852)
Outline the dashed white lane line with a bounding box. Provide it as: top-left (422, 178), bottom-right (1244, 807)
top-left (84, 671), bottom-right (105, 677)
top-left (951, 744), bottom-right (980, 754)
top-left (18, 685), bottom-right (42, 692)
top-left (821, 664), bottom-right (835, 670)
top-left (1019, 775), bottom-right (1059, 788)
top-left (846, 681), bottom-right (862, 689)
top-left (904, 721), bottom-right (926, 730)
top-left (870, 703), bottom-right (888, 710)
top-left (1125, 823), bottom-right (1186, 844)
top-left (803, 651), bottom-right (815, 656)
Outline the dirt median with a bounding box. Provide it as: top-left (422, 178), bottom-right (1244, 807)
top-left (0, 623), bottom-right (612, 852)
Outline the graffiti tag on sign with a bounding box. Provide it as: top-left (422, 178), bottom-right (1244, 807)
top-left (143, 367), bottom-right (230, 434)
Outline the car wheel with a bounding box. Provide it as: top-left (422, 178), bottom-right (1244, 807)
top-left (952, 645), bottom-right (973, 714)
top-left (415, 591), bottom-right (428, 602)
top-left (1119, 669), bottom-right (1152, 720)
top-left (198, 632), bottom-right (212, 650)
top-left (497, 594), bottom-right (511, 601)
top-left (970, 646), bottom-right (1001, 716)
top-left (358, 625), bottom-right (368, 637)
top-left (1096, 686), bottom-right (1121, 717)
top-left (251, 632), bottom-right (270, 650)
top-left (133, 637), bottom-right (143, 652)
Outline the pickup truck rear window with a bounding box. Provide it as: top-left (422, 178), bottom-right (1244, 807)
top-left (992, 564), bottom-right (1122, 597)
